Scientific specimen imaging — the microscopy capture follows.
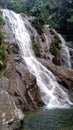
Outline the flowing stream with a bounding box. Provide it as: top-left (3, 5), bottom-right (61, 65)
top-left (58, 34), bottom-right (72, 69)
top-left (2, 9), bottom-right (72, 108)
top-left (53, 30), bottom-right (71, 69)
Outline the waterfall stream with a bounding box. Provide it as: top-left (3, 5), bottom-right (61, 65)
top-left (58, 34), bottom-right (72, 69)
top-left (2, 9), bottom-right (72, 108)
top-left (53, 30), bottom-right (71, 69)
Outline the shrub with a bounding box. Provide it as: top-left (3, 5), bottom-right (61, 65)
top-left (31, 16), bottom-right (45, 35)
top-left (0, 60), bottom-right (6, 70)
top-left (32, 39), bottom-right (40, 57)
top-left (41, 35), bottom-right (45, 42)
top-left (0, 32), bottom-right (4, 45)
top-left (0, 14), bottom-right (5, 26)
top-left (50, 45), bottom-right (59, 57)
top-left (55, 37), bottom-right (61, 49)
top-left (0, 47), bottom-right (5, 60)
top-left (0, 47), bottom-right (7, 70)
top-left (50, 37), bottom-right (61, 57)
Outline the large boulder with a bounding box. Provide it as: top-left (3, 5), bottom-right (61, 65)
top-left (8, 62), bottom-right (44, 112)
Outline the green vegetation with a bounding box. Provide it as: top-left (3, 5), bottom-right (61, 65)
top-left (31, 17), bottom-right (45, 35)
top-left (50, 45), bottom-right (59, 57)
top-left (0, 13), bottom-right (7, 70)
top-left (0, 32), bottom-right (4, 45)
top-left (55, 37), bottom-right (61, 49)
top-left (67, 16), bottom-right (73, 22)
top-left (0, 0), bottom-right (27, 13)
top-left (0, 16), bottom-right (5, 26)
top-left (0, 13), bottom-right (5, 45)
top-left (0, 34), bottom-right (7, 70)
top-left (50, 37), bottom-right (61, 57)
top-left (0, 47), bottom-right (7, 69)
top-left (0, 0), bottom-right (73, 40)
top-left (32, 39), bottom-right (40, 57)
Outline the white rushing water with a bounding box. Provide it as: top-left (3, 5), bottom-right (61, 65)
top-left (53, 30), bottom-right (71, 69)
top-left (3, 9), bottom-right (72, 108)
top-left (58, 34), bottom-right (71, 69)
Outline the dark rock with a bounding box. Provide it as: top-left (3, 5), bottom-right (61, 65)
top-left (67, 41), bottom-right (73, 49)
top-left (52, 56), bottom-right (61, 66)
top-left (8, 44), bottom-right (20, 54)
top-left (14, 55), bottom-right (21, 62)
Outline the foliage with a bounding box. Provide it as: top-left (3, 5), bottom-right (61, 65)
top-left (32, 39), bottom-right (40, 57)
top-left (48, 20), bottom-right (59, 29)
top-left (50, 37), bottom-right (61, 57)
top-left (0, 47), bottom-right (5, 60)
top-left (0, 15), bottom-right (5, 26)
top-left (0, 46), bottom-right (7, 69)
top-left (55, 38), bottom-right (61, 49)
top-left (0, 13), bottom-right (5, 45)
top-left (0, 0), bottom-right (73, 40)
top-left (50, 45), bottom-right (59, 57)
top-left (67, 16), bottom-right (73, 22)
top-left (0, 13), bottom-right (7, 70)
top-left (31, 16), bottom-right (45, 35)
top-left (0, 32), bottom-right (4, 45)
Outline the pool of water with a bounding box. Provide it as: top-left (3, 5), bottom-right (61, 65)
top-left (22, 107), bottom-right (73, 130)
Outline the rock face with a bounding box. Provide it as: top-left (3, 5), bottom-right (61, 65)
top-left (0, 89), bottom-right (23, 130)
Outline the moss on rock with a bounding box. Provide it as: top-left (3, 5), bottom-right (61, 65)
top-left (32, 39), bottom-right (40, 57)
top-left (50, 36), bottom-right (61, 57)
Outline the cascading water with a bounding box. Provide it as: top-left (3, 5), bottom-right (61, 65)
top-left (2, 9), bottom-right (72, 108)
top-left (58, 34), bottom-right (72, 69)
top-left (53, 30), bottom-right (71, 69)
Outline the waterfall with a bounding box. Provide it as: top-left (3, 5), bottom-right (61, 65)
top-left (53, 30), bottom-right (71, 69)
top-left (2, 9), bottom-right (72, 108)
top-left (58, 34), bottom-right (71, 69)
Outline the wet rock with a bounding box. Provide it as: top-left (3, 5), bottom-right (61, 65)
top-left (0, 76), bottom-right (9, 91)
top-left (8, 44), bottom-right (20, 54)
top-left (14, 55), bottom-right (21, 62)
top-left (67, 41), bottom-right (73, 49)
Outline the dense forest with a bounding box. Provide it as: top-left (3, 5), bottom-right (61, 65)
top-left (0, 0), bottom-right (73, 40)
